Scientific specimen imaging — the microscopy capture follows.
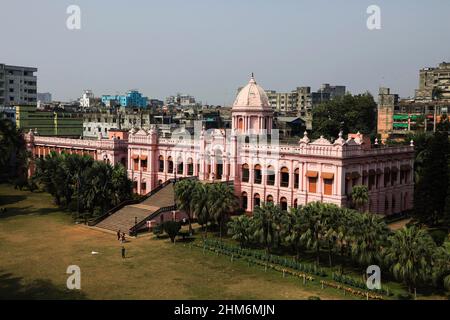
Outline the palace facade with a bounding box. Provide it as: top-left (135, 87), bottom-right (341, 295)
top-left (26, 76), bottom-right (415, 215)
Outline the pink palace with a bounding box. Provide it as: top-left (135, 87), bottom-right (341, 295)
top-left (26, 76), bottom-right (415, 215)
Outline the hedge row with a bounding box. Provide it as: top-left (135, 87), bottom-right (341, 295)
top-left (201, 239), bottom-right (327, 277)
top-left (332, 273), bottom-right (393, 297)
top-left (195, 239), bottom-right (390, 300)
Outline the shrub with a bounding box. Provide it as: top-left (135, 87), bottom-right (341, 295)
top-left (308, 296), bottom-right (321, 300)
top-left (163, 221), bottom-right (182, 243)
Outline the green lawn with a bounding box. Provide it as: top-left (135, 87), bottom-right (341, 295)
top-left (0, 184), bottom-right (354, 300)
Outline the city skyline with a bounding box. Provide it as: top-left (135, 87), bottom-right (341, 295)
top-left (1, 0), bottom-right (450, 104)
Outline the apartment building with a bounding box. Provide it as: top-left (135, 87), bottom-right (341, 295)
top-left (0, 64), bottom-right (37, 107)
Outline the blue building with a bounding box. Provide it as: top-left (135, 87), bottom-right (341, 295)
top-left (102, 90), bottom-right (148, 108)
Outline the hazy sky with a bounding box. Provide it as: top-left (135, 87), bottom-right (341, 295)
top-left (1, 0), bottom-right (449, 104)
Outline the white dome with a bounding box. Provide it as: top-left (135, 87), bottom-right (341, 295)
top-left (233, 75), bottom-right (270, 109)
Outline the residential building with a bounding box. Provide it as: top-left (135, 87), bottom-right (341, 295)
top-left (415, 62), bottom-right (450, 101)
top-left (102, 90), bottom-right (148, 108)
top-left (37, 92), bottom-right (52, 103)
top-left (79, 90), bottom-right (96, 109)
top-left (0, 64), bottom-right (37, 107)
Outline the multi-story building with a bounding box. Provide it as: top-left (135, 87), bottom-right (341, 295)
top-left (16, 104), bottom-right (83, 137)
top-left (377, 96), bottom-right (449, 140)
top-left (165, 94), bottom-right (198, 107)
top-left (102, 90), bottom-right (148, 108)
top-left (25, 76), bottom-right (414, 216)
top-left (250, 84), bottom-right (345, 130)
top-left (0, 64), bottom-right (37, 108)
top-left (79, 90), bottom-right (96, 109)
top-left (415, 62), bottom-right (450, 101)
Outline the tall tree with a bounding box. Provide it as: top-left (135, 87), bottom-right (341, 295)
top-left (174, 179), bottom-right (198, 234)
top-left (227, 215), bottom-right (254, 248)
top-left (414, 131), bottom-right (450, 225)
top-left (312, 93), bottom-right (377, 139)
top-left (210, 183), bottom-right (238, 239)
top-left (385, 226), bottom-right (436, 292)
top-left (351, 185), bottom-right (369, 212)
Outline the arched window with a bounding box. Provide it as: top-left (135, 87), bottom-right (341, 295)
top-left (215, 149), bottom-right (223, 180)
top-left (294, 168), bottom-right (299, 189)
top-left (267, 165), bottom-right (275, 186)
top-left (238, 118), bottom-right (244, 131)
top-left (293, 198), bottom-right (298, 209)
top-left (266, 195), bottom-right (273, 203)
top-left (187, 158), bottom-right (193, 176)
top-left (242, 164), bottom-right (249, 182)
top-left (280, 197), bottom-right (287, 211)
top-left (177, 157), bottom-right (183, 175)
top-left (254, 164), bottom-right (262, 184)
top-left (167, 156), bottom-right (173, 173)
top-left (254, 193), bottom-right (261, 208)
top-left (280, 167), bottom-right (289, 187)
top-left (241, 192), bottom-right (248, 210)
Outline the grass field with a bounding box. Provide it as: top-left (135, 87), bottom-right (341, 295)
top-left (0, 184), bottom-right (355, 300)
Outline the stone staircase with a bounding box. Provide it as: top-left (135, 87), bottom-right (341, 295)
top-left (95, 182), bottom-right (175, 233)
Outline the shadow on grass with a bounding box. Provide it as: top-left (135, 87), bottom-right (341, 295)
top-left (0, 205), bottom-right (62, 219)
top-left (0, 195), bottom-right (27, 206)
top-left (0, 271), bottom-right (88, 300)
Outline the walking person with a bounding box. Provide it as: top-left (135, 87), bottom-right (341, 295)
top-left (117, 229), bottom-right (121, 241)
top-left (121, 232), bottom-right (126, 243)
top-left (121, 246), bottom-right (126, 259)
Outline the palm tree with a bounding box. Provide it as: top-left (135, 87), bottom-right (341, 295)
top-left (252, 202), bottom-right (278, 254)
top-left (431, 241), bottom-right (450, 291)
top-left (227, 215), bottom-right (253, 248)
top-left (284, 206), bottom-right (305, 260)
top-left (210, 183), bottom-right (238, 239)
top-left (351, 185), bottom-right (369, 212)
top-left (350, 212), bottom-right (389, 267)
top-left (63, 153), bottom-right (94, 213)
top-left (34, 152), bottom-right (65, 206)
top-left (322, 204), bottom-right (340, 267)
top-left (111, 163), bottom-right (133, 206)
top-left (300, 202), bottom-right (326, 265)
top-left (385, 226), bottom-right (436, 293)
top-left (335, 208), bottom-right (356, 273)
top-left (174, 179), bottom-right (198, 235)
top-left (192, 183), bottom-right (213, 238)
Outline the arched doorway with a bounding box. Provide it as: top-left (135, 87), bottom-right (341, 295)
top-left (280, 197), bottom-right (287, 211)
top-left (254, 193), bottom-right (261, 208)
top-left (241, 192), bottom-right (248, 210)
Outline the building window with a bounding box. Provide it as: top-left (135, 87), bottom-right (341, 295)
top-left (167, 157), bottom-right (173, 173)
top-left (158, 156), bottom-right (164, 172)
top-left (267, 166), bottom-right (275, 185)
top-left (294, 169), bottom-right (299, 189)
top-left (254, 164), bottom-right (262, 184)
top-left (266, 195), bottom-right (274, 203)
top-left (242, 163), bottom-right (250, 182)
top-left (280, 197), bottom-right (287, 211)
top-left (280, 167), bottom-right (289, 187)
top-left (308, 177), bottom-right (317, 193)
top-left (323, 179), bottom-right (333, 195)
top-left (141, 182), bottom-right (147, 194)
top-left (254, 193), bottom-right (261, 208)
top-left (241, 192), bottom-right (248, 210)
